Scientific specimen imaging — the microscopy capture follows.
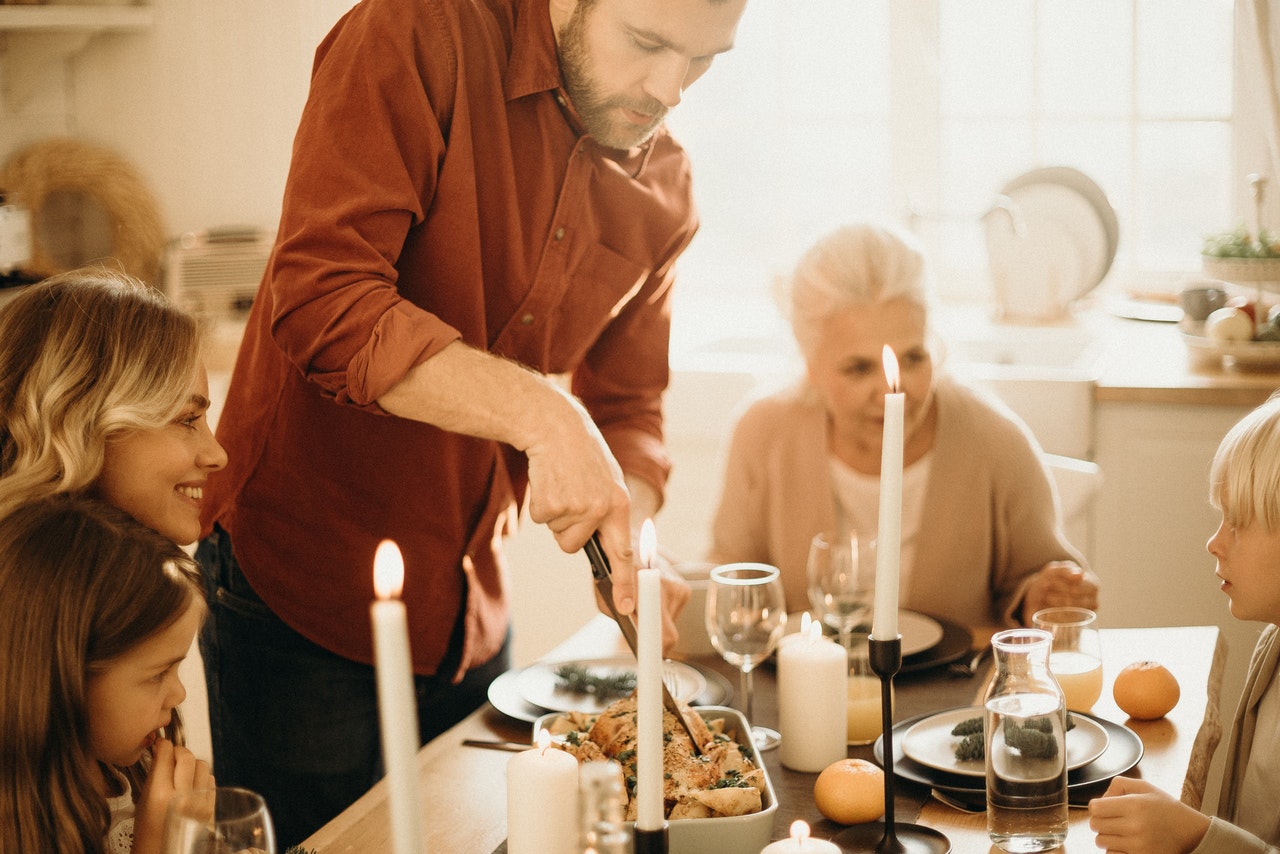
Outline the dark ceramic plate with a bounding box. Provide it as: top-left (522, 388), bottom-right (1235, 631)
top-left (874, 708), bottom-right (1144, 795)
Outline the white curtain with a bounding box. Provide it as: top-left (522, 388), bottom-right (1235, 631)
top-left (1245, 0), bottom-right (1280, 224)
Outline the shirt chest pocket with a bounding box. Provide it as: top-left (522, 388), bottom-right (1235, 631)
top-left (507, 241), bottom-right (651, 374)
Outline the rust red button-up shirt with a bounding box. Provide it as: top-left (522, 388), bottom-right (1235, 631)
top-left (201, 0), bottom-right (697, 678)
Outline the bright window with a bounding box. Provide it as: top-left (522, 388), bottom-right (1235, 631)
top-left (667, 0), bottom-right (1245, 351)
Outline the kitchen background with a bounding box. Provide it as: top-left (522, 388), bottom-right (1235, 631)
top-left (4, 0), bottom-right (1280, 814)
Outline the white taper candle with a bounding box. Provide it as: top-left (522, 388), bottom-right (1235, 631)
top-left (872, 345), bottom-right (903, 641)
top-left (371, 540), bottom-right (425, 854)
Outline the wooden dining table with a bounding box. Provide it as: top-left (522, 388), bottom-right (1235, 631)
top-left (301, 614), bottom-right (1226, 854)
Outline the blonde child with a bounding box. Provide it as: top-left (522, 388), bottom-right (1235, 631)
top-left (0, 267), bottom-right (226, 544)
top-left (0, 495), bottom-right (213, 854)
top-left (1089, 393), bottom-right (1280, 853)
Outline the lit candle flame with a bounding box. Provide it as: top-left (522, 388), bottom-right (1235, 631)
top-left (790, 819), bottom-right (811, 843)
top-left (373, 539), bottom-right (405, 600)
top-left (639, 518), bottom-right (657, 568)
top-left (882, 344), bottom-right (900, 393)
top-left (535, 727), bottom-right (552, 752)
top-left (799, 611), bottom-right (813, 636)
top-left (807, 615), bottom-right (823, 642)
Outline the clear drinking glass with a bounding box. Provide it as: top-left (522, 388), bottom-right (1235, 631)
top-left (161, 786), bottom-right (276, 854)
top-left (1032, 606), bottom-right (1103, 713)
top-left (806, 531), bottom-right (874, 653)
top-left (706, 562), bottom-right (788, 750)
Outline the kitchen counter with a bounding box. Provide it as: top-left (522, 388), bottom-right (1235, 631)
top-left (933, 300), bottom-right (1280, 408)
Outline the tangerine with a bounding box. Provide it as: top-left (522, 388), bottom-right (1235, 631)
top-left (813, 758), bottom-right (885, 825)
top-left (1112, 660), bottom-right (1180, 720)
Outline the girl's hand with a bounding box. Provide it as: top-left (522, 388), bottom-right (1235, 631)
top-left (132, 738), bottom-right (215, 854)
top-left (1087, 776), bottom-right (1210, 854)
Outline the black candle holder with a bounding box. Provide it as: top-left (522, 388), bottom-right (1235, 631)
top-left (634, 824), bottom-right (669, 854)
top-left (832, 635), bottom-right (950, 854)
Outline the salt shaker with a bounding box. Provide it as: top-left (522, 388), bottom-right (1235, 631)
top-left (578, 760), bottom-right (631, 854)
top-left (984, 628), bottom-right (1068, 852)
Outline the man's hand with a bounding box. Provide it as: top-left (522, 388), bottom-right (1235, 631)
top-left (132, 738), bottom-right (215, 854)
top-left (379, 342), bottom-right (640, 614)
top-left (1021, 561), bottom-right (1100, 624)
top-left (1087, 776), bottom-right (1210, 854)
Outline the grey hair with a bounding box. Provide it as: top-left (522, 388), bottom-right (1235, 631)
top-left (781, 222), bottom-right (934, 361)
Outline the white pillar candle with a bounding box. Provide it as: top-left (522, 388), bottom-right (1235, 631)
top-left (506, 728), bottom-right (579, 854)
top-left (773, 617), bottom-right (844, 773)
top-left (370, 540), bottom-right (425, 854)
top-left (759, 820), bottom-right (843, 853)
top-left (872, 345), bottom-right (903, 641)
top-left (636, 561), bottom-right (665, 830)
top-left (777, 614), bottom-right (847, 771)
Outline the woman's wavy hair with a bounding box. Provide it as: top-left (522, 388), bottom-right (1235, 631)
top-left (0, 267), bottom-right (201, 519)
top-left (0, 495), bottom-right (203, 854)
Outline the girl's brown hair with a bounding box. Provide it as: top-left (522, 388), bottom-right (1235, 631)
top-left (0, 495), bottom-right (203, 854)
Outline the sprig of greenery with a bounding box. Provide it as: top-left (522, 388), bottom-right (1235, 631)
top-left (1203, 225), bottom-right (1280, 258)
top-left (554, 664), bottom-right (636, 700)
top-left (950, 714), bottom-right (1076, 762)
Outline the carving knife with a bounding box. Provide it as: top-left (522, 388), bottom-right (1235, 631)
top-left (585, 532), bottom-right (702, 754)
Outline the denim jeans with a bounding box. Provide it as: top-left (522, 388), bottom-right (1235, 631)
top-left (195, 526), bottom-right (510, 848)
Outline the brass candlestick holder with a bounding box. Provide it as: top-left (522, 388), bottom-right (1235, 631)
top-left (833, 635), bottom-right (950, 853)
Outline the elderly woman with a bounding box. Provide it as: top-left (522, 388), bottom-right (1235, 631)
top-left (707, 223), bottom-right (1099, 628)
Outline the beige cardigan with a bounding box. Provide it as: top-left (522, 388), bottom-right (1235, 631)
top-left (1194, 623), bottom-right (1280, 853)
top-left (707, 375), bottom-right (1084, 628)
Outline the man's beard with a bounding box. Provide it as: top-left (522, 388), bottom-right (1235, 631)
top-left (558, 5), bottom-right (667, 150)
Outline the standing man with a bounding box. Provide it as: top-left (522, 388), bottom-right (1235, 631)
top-left (197, 0), bottom-right (749, 845)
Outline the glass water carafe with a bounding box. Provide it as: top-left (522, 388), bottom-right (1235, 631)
top-left (984, 628), bottom-right (1069, 853)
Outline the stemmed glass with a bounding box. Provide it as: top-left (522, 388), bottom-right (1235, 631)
top-left (705, 562), bottom-right (788, 750)
top-left (806, 531), bottom-right (874, 654)
top-left (161, 786), bottom-right (276, 854)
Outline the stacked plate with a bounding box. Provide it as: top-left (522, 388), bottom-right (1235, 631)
top-left (487, 656), bottom-right (731, 723)
top-left (787, 610), bottom-right (972, 674)
top-left (875, 705), bottom-right (1143, 802)
top-left (985, 166), bottom-right (1119, 321)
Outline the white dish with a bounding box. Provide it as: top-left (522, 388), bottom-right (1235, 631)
top-left (533, 706), bottom-right (777, 854)
top-left (787, 609), bottom-right (943, 657)
top-left (515, 657), bottom-right (706, 715)
top-left (1003, 166), bottom-right (1119, 300)
top-left (1181, 329), bottom-right (1280, 372)
top-left (900, 705), bottom-right (1109, 778)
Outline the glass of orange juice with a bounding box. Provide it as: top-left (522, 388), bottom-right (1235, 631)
top-left (846, 638), bottom-right (888, 744)
top-left (1032, 607), bottom-right (1103, 712)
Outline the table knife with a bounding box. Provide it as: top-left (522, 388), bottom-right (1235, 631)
top-left (585, 532), bottom-right (703, 753)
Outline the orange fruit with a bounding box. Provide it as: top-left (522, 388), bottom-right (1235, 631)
top-left (1112, 661), bottom-right (1180, 720)
top-left (813, 758), bottom-right (885, 825)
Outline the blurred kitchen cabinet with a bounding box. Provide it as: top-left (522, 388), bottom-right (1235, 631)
top-left (1092, 397), bottom-right (1264, 809)
top-left (0, 4), bottom-right (152, 108)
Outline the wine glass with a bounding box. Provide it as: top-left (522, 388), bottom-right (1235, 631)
top-left (161, 786), bottom-right (276, 854)
top-left (705, 562), bottom-right (788, 750)
top-left (1033, 606), bottom-right (1104, 712)
top-left (806, 531), bottom-right (874, 654)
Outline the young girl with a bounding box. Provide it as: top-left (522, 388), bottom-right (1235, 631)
top-left (0, 495), bottom-right (213, 854)
top-left (0, 267), bottom-right (227, 544)
top-left (1089, 394), bottom-right (1280, 853)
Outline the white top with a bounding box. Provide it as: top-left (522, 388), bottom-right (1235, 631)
top-left (829, 451), bottom-right (933, 596)
top-left (103, 766), bottom-right (135, 854)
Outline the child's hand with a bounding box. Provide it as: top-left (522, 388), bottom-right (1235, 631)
top-left (1087, 776), bottom-right (1211, 854)
top-left (132, 738), bottom-right (215, 854)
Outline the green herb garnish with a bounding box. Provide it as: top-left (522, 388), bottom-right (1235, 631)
top-left (554, 664), bottom-right (636, 700)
